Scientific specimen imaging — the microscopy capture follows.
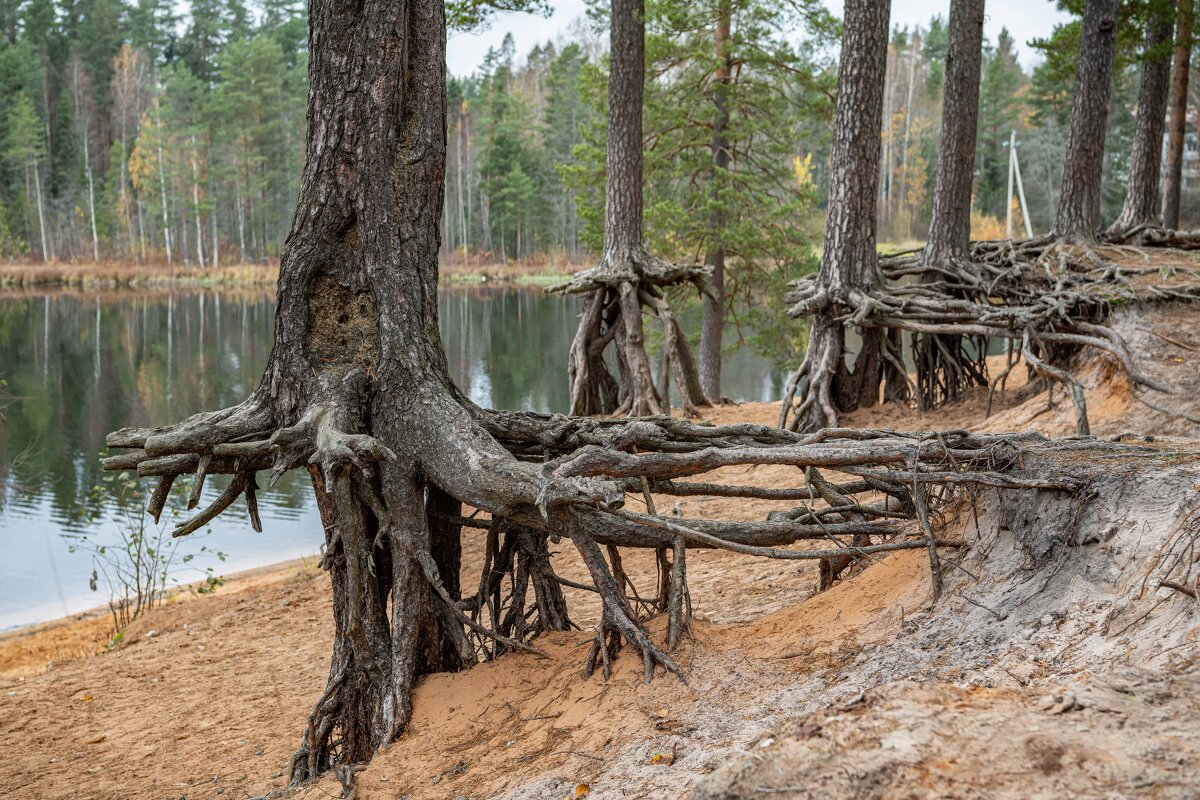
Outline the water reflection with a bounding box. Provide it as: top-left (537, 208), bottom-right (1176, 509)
top-left (0, 286), bottom-right (787, 628)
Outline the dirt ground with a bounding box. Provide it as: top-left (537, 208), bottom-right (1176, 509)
top-left (2, 304), bottom-right (1199, 800)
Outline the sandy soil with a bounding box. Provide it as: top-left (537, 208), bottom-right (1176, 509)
top-left (2, 305), bottom-right (1199, 800)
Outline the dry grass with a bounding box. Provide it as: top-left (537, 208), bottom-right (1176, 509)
top-left (0, 261), bottom-right (279, 288)
top-left (439, 252), bottom-right (587, 283)
top-left (3, 256), bottom-right (590, 288)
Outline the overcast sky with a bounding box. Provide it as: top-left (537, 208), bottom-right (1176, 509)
top-left (447, 0), bottom-right (1074, 76)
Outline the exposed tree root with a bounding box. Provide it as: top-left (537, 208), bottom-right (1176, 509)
top-left (553, 246), bottom-right (712, 417)
top-left (104, 384), bottom-right (1133, 784)
top-left (1105, 223), bottom-right (1200, 250)
top-left (780, 237), bottom-right (1200, 435)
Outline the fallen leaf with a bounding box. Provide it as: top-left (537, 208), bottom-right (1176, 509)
top-left (655, 708), bottom-right (669, 719)
top-left (81, 694), bottom-right (94, 702)
top-left (574, 784), bottom-right (590, 799)
top-left (647, 745), bottom-right (677, 766)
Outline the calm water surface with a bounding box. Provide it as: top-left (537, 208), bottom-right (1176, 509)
top-left (0, 287), bottom-right (787, 629)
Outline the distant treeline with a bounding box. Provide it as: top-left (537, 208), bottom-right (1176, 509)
top-left (0, 0), bottom-right (307, 266)
top-left (0, 0), bottom-right (1192, 267)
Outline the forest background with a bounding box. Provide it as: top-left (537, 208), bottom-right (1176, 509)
top-left (0, 0), bottom-right (1190, 298)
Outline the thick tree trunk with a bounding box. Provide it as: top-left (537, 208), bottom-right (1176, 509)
top-left (261, 1), bottom-right (472, 776)
top-left (924, 0), bottom-right (984, 265)
top-left (699, 0), bottom-right (732, 401)
top-left (105, 0), bottom-right (668, 783)
top-left (1052, 0), bottom-right (1120, 242)
top-left (559, 0), bottom-right (711, 417)
top-left (1108, 5), bottom-right (1175, 237)
top-left (781, 0), bottom-right (893, 431)
top-left (1163, 0), bottom-right (1193, 230)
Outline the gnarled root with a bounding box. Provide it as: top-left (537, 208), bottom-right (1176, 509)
top-left (781, 237), bottom-right (1197, 430)
top-left (104, 370), bottom-right (1120, 786)
top-left (554, 246), bottom-right (711, 418)
top-left (571, 529), bottom-right (685, 684)
top-left (779, 315), bottom-right (856, 433)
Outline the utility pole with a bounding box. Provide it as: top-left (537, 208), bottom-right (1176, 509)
top-left (1006, 131), bottom-right (1034, 239)
top-left (1006, 131), bottom-right (1015, 237)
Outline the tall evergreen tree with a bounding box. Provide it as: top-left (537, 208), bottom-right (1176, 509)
top-left (1108, 0), bottom-right (1174, 237)
top-left (781, 0), bottom-right (894, 432)
top-left (1053, 0), bottom-right (1121, 242)
top-left (1163, 0), bottom-right (1193, 229)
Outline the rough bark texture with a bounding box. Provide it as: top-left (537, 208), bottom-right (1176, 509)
top-left (699, 0), bottom-right (732, 402)
top-left (606, 0), bottom-right (645, 258)
top-left (1108, 6), bottom-right (1175, 237)
top-left (1163, 0), bottom-right (1194, 230)
top-left (102, 0), bottom-right (621, 782)
top-left (911, 0), bottom-right (988, 411)
top-left (555, 0), bottom-right (711, 418)
top-left (924, 0), bottom-right (984, 265)
top-left (780, 0), bottom-right (896, 432)
top-left (1053, 0), bottom-right (1120, 242)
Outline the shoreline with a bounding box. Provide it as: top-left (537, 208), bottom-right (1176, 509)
top-left (0, 555), bottom-right (321, 678)
top-left (0, 260), bottom-right (581, 290)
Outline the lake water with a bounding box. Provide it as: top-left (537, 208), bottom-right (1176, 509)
top-left (0, 286), bottom-right (788, 629)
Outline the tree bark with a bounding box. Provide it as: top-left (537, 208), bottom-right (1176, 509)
top-left (914, 0), bottom-right (987, 410)
top-left (1109, 3), bottom-right (1175, 236)
top-left (605, 0), bottom-right (646, 258)
top-left (103, 0), bottom-right (677, 782)
top-left (1163, 0), bottom-right (1193, 230)
top-left (781, 0), bottom-right (893, 431)
top-left (1052, 0), bottom-right (1120, 242)
top-left (32, 152), bottom-right (49, 263)
top-left (558, 0), bottom-right (711, 417)
top-left (924, 0), bottom-right (985, 265)
top-left (700, 0), bottom-right (732, 401)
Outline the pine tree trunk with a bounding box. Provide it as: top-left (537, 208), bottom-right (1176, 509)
top-left (456, 106), bottom-right (468, 263)
top-left (256, 0), bottom-right (477, 779)
top-left (913, 0), bottom-right (987, 410)
top-left (898, 34), bottom-right (919, 234)
top-left (105, 1), bottom-right (661, 783)
top-left (924, 0), bottom-right (984, 264)
top-left (605, 0), bottom-right (646, 259)
top-left (1109, 5), bottom-right (1174, 236)
top-left (700, 0), bottom-right (731, 402)
top-left (1163, 0), bottom-right (1193, 230)
top-left (562, 0), bottom-right (710, 417)
top-left (782, 0), bottom-right (892, 431)
top-left (1052, 0), bottom-right (1120, 242)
